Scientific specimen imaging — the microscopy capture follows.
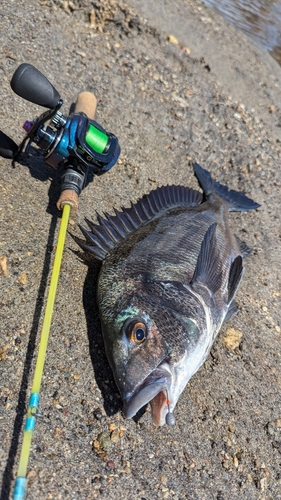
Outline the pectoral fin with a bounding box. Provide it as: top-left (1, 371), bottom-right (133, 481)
top-left (191, 223), bottom-right (223, 297)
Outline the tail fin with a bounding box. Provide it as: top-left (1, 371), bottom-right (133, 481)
top-left (193, 162), bottom-right (260, 212)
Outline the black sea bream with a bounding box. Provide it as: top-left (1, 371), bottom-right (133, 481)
top-left (77, 164), bottom-right (260, 426)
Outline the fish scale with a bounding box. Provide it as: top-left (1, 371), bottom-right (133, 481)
top-left (121, 210), bottom-right (216, 282)
top-left (77, 163), bottom-right (260, 426)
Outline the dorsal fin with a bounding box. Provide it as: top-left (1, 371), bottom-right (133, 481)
top-left (76, 185), bottom-right (202, 261)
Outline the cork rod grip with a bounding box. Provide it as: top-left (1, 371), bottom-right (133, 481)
top-left (74, 91), bottom-right (97, 120)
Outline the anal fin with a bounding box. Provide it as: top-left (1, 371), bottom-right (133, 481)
top-left (224, 299), bottom-right (240, 323)
top-left (228, 255), bottom-right (243, 304)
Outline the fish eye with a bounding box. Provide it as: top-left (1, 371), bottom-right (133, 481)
top-left (127, 321), bottom-right (147, 345)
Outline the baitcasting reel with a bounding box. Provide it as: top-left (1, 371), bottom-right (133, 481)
top-left (0, 63), bottom-right (120, 205)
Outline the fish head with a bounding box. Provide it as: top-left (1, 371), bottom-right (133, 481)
top-left (99, 278), bottom-right (206, 426)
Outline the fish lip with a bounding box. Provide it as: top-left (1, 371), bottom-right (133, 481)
top-left (122, 361), bottom-right (172, 421)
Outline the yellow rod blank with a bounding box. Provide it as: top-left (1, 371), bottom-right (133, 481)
top-left (32, 203), bottom-right (70, 394)
top-left (14, 203), bottom-right (71, 499)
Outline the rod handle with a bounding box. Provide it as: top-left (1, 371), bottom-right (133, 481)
top-left (74, 91), bottom-right (97, 120)
top-left (57, 92), bottom-right (97, 211)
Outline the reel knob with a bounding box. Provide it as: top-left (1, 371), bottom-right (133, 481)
top-left (11, 63), bottom-right (61, 109)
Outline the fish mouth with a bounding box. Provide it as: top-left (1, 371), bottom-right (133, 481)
top-left (122, 362), bottom-right (172, 426)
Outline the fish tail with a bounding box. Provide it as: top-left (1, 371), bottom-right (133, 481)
top-left (193, 162), bottom-right (260, 212)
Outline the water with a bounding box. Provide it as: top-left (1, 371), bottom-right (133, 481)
top-left (204, 0), bottom-right (281, 64)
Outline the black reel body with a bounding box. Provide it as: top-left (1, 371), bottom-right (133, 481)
top-left (1, 63), bottom-right (120, 196)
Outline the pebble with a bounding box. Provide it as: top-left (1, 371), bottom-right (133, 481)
top-left (228, 423), bottom-right (235, 433)
top-left (0, 255), bottom-right (8, 276)
top-left (259, 477), bottom-right (267, 491)
top-left (106, 460), bottom-right (115, 469)
top-left (108, 423), bottom-right (117, 431)
top-left (167, 34), bottom-right (179, 45)
top-left (92, 440), bottom-right (100, 450)
top-left (162, 490), bottom-right (170, 498)
top-left (89, 9), bottom-right (96, 27)
top-left (97, 432), bottom-right (112, 451)
top-left (266, 422), bottom-right (275, 436)
top-left (53, 427), bottom-right (63, 438)
top-left (222, 328), bottom-right (242, 350)
top-left (18, 272), bottom-right (28, 285)
top-left (75, 50), bottom-right (86, 58)
top-left (26, 469), bottom-right (37, 484)
top-left (110, 429), bottom-right (119, 443)
top-left (161, 474), bottom-right (168, 486)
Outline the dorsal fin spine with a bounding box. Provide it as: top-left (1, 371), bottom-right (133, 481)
top-left (157, 188), bottom-right (165, 208)
top-left (107, 214), bottom-right (127, 238)
top-left (140, 199), bottom-right (151, 219)
top-left (85, 221), bottom-right (112, 247)
top-left (132, 203), bottom-right (144, 223)
top-left (100, 216), bottom-right (120, 243)
top-left (126, 208), bottom-right (138, 229)
top-left (161, 187), bottom-right (167, 205)
top-left (151, 191), bottom-right (161, 211)
top-left (79, 225), bottom-right (113, 251)
top-left (113, 209), bottom-right (131, 233)
top-left (126, 204), bottom-right (139, 228)
top-left (167, 186), bottom-right (172, 203)
top-left (145, 194), bottom-right (157, 215)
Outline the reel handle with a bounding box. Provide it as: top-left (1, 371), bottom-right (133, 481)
top-left (56, 91), bottom-right (97, 212)
top-left (11, 63), bottom-right (61, 109)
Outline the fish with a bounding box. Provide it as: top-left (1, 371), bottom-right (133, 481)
top-left (76, 163), bottom-right (260, 426)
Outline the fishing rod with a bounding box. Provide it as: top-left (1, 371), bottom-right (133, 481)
top-left (0, 63), bottom-right (120, 500)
